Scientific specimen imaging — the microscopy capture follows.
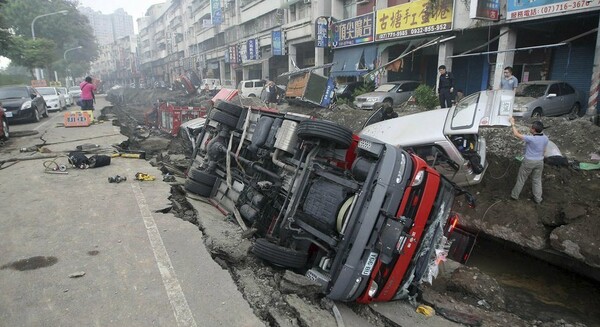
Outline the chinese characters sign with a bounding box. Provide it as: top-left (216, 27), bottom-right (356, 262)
top-left (272, 30), bottom-right (284, 55)
top-left (315, 17), bottom-right (330, 48)
top-left (470, 0), bottom-right (500, 20)
top-left (246, 39), bottom-right (259, 60)
top-left (507, 0), bottom-right (600, 20)
top-left (375, 0), bottom-right (453, 41)
top-left (211, 0), bottom-right (222, 25)
top-left (228, 45), bottom-right (238, 63)
top-left (332, 13), bottom-right (374, 48)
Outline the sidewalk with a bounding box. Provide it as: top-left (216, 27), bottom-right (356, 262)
top-left (0, 97), bottom-right (263, 326)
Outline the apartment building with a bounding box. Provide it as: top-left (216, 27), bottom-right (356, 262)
top-left (79, 7), bottom-right (135, 45)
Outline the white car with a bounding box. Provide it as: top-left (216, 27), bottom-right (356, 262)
top-left (36, 87), bottom-right (66, 111)
top-left (237, 79), bottom-right (266, 97)
top-left (58, 87), bottom-right (73, 106)
top-left (360, 90), bottom-right (515, 186)
top-left (68, 86), bottom-right (82, 103)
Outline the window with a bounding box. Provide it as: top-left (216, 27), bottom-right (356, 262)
top-left (255, 81), bottom-right (265, 87)
top-left (548, 84), bottom-right (560, 96)
top-left (244, 81), bottom-right (253, 87)
top-left (400, 82), bottom-right (419, 92)
top-left (561, 83), bottom-right (575, 95)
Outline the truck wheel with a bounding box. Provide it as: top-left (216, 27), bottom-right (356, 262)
top-left (297, 120), bottom-right (353, 149)
top-left (187, 168), bottom-right (217, 186)
top-left (211, 109), bottom-right (239, 129)
top-left (252, 238), bottom-right (308, 269)
top-left (215, 101), bottom-right (244, 117)
top-left (1, 118), bottom-right (9, 140)
top-left (184, 178), bottom-right (213, 197)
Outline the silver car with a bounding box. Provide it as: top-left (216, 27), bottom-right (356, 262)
top-left (512, 80), bottom-right (581, 119)
top-left (353, 80), bottom-right (420, 110)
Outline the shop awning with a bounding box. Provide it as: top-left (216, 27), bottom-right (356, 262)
top-left (330, 45), bottom-right (377, 77)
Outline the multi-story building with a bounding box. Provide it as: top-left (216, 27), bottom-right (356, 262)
top-left (134, 0), bottom-right (599, 114)
top-left (90, 35), bottom-right (138, 87)
top-left (79, 7), bottom-right (135, 46)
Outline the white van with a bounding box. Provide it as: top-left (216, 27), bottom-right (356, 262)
top-left (238, 79), bottom-right (266, 97)
top-left (360, 90), bottom-right (514, 186)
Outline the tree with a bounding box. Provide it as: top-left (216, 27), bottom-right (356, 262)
top-left (5, 36), bottom-right (56, 78)
top-left (0, 0), bottom-right (12, 56)
top-left (0, 0), bottom-right (99, 75)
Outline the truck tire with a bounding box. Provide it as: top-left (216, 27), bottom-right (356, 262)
top-left (184, 178), bottom-right (213, 197)
top-left (211, 109), bottom-right (239, 129)
top-left (187, 168), bottom-right (217, 186)
top-left (215, 101), bottom-right (244, 117)
top-left (297, 120), bottom-right (353, 149)
top-left (252, 238), bottom-right (308, 269)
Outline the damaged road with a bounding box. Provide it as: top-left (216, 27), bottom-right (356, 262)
top-left (97, 88), bottom-right (600, 327)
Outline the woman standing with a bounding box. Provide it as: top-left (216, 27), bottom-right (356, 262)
top-left (80, 76), bottom-right (96, 110)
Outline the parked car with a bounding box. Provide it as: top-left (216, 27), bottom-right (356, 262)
top-left (36, 87), bottom-right (66, 111)
top-left (0, 102), bottom-right (9, 140)
top-left (335, 81), bottom-right (374, 101)
top-left (360, 90), bottom-right (514, 186)
top-left (58, 87), bottom-right (73, 106)
top-left (68, 86), bottom-right (82, 99)
top-left (186, 100), bottom-right (474, 303)
top-left (238, 79), bottom-right (266, 97)
top-left (512, 80), bottom-right (581, 119)
top-left (0, 85), bottom-right (48, 123)
top-left (354, 80), bottom-right (420, 110)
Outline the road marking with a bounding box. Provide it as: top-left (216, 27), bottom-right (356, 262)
top-left (129, 175), bottom-right (198, 327)
top-left (34, 111), bottom-right (61, 131)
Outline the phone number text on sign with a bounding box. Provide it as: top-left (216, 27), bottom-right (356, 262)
top-left (508, 0), bottom-right (600, 19)
top-left (377, 23), bottom-right (449, 40)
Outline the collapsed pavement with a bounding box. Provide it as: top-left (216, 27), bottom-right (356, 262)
top-left (104, 87), bottom-right (599, 327)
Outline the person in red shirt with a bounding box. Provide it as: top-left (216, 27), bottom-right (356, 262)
top-left (79, 76), bottom-right (97, 110)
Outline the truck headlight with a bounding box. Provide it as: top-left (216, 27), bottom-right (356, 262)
top-left (367, 281), bottom-right (379, 297)
top-left (21, 101), bottom-right (32, 110)
top-left (411, 170), bottom-right (425, 186)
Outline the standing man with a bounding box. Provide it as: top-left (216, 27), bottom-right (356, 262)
top-left (438, 65), bottom-right (454, 108)
top-left (266, 81), bottom-right (278, 108)
top-left (509, 117), bottom-right (548, 204)
top-left (501, 66), bottom-right (519, 90)
top-left (80, 76), bottom-right (96, 111)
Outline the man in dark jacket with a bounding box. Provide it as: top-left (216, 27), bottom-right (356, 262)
top-left (438, 65), bottom-right (454, 108)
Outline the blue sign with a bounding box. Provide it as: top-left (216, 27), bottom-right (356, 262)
top-left (332, 13), bottom-right (374, 48)
top-left (246, 39), bottom-right (258, 60)
top-left (224, 50), bottom-right (230, 63)
top-left (320, 77), bottom-right (336, 107)
top-left (272, 30), bottom-right (283, 56)
top-left (507, 0), bottom-right (600, 20)
top-left (211, 0), bottom-right (222, 25)
top-left (315, 17), bottom-right (330, 48)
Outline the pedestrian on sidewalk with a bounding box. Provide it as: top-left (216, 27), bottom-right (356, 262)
top-left (509, 117), bottom-right (548, 204)
top-left (438, 65), bottom-right (454, 108)
top-left (80, 76), bottom-right (96, 111)
top-left (266, 81), bottom-right (278, 108)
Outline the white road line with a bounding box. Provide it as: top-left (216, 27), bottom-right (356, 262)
top-left (34, 111), bottom-right (61, 131)
top-left (129, 175), bottom-right (198, 327)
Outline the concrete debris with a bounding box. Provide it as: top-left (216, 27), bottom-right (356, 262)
top-left (279, 271), bottom-right (322, 298)
top-left (68, 271), bottom-right (86, 278)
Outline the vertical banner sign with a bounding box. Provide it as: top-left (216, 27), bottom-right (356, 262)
top-left (470, 0), bottom-right (500, 20)
top-left (246, 39), bottom-right (258, 60)
top-left (332, 13), bottom-right (375, 48)
top-left (272, 30), bottom-right (283, 55)
top-left (224, 49), bottom-right (230, 63)
top-left (315, 17), bottom-right (330, 48)
top-left (228, 45), bottom-right (238, 63)
top-left (375, 0), bottom-right (453, 41)
top-left (211, 0), bottom-right (222, 25)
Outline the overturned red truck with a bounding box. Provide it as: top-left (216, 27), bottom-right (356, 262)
top-left (185, 100), bottom-right (474, 303)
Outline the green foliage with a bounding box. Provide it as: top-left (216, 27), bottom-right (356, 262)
top-left (0, 0), bottom-right (12, 57)
top-left (0, 0), bottom-right (98, 74)
top-left (413, 84), bottom-right (439, 110)
top-left (5, 36), bottom-right (56, 78)
top-left (0, 72), bottom-right (30, 85)
top-left (352, 82), bottom-right (375, 99)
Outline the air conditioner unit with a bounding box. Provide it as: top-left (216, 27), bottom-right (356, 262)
top-left (304, 0), bottom-right (311, 4)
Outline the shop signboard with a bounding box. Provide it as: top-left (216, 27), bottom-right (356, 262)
top-left (246, 39), bottom-right (259, 60)
top-left (507, 0), bottom-right (600, 20)
top-left (228, 45), bottom-right (238, 63)
top-left (315, 17), bottom-right (330, 48)
top-left (375, 0), bottom-right (453, 41)
top-left (469, 0), bottom-right (500, 20)
top-left (211, 0), bottom-right (222, 25)
top-left (332, 13), bottom-right (374, 48)
top-left (272, 30), bottom-right (284, 55)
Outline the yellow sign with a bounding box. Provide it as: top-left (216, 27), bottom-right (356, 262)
top-left (64, 111), bottom-right (91, 127)
top-left (375, 0), bottom-right (453, 41)
top-left (49, 81), bottom-right (62, 87)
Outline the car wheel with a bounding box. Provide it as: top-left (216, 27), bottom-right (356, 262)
top-left (211, 109), bottom-right (239, 129)
top-left (568, 103), bottom-right (580, 119)
top-left (184, 178), bottom-right (214, 197)
top-left (297, 120), bottom-right (353, 149)
top-left (383, 98), bottom-right (393, 107)
top-left (187, 168), bottom-right (218, 186)
top-left (531, 108), bottom-right (543, 119)
top-left (1, 118), bottom-right (9, 140)
top-left (251, 238), bottom-right (308, 269)
top-left (42, 104), bottom-right (49, 118)
top-left (215, 101), bottom-right (244, 117)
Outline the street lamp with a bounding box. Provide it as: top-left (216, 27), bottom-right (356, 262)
top-left (31, 10), bottom-right (69, 80)
top-left (64, 46), bottom-right (83, 88)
